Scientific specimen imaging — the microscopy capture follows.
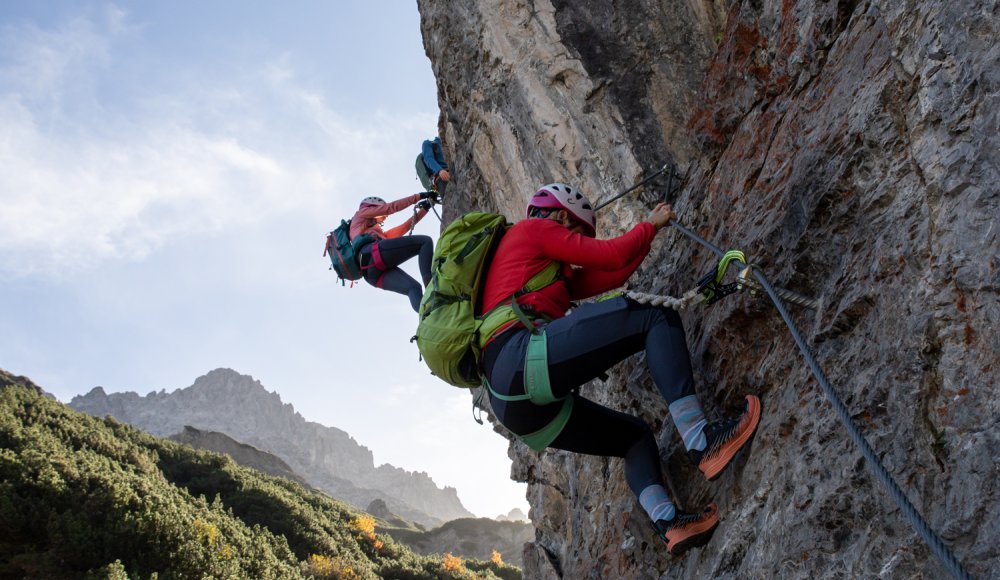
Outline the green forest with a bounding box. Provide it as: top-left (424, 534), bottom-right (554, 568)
top-left (0, 369), bottom-right (521, 580)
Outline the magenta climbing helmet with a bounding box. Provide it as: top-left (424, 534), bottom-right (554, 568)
top-left (359, 196), bottom-right (386, 210)
top-left (526, 183), bottom-right (597, 237)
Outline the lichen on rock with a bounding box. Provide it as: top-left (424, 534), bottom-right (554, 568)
top-left (418, 0), bottom-right (1000, 577)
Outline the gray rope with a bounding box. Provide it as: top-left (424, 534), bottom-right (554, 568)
top-left (668, 220), bottom-right (974, 580)
top-left (408, 206), bottom-right (418, 236)
top-left (410, 195), bottom-right (444, 230)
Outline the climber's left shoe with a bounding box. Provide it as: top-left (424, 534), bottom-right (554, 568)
top-left (651, 504), bottom-right (719, 555)
top-left (688, 395), bottom-right (761, 481)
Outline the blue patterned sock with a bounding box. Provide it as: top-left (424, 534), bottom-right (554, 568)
top-left (639, 485), bottom-right (675, 522)
top-left (669, 395), bottom-right (707, 451)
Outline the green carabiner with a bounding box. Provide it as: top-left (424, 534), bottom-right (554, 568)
top-left (715, 250), bottom-right (747, 283)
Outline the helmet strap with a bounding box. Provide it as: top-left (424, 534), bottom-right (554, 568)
top-left (529, 207), bottom-right (555, 219)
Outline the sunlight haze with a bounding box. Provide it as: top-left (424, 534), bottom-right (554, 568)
top-left (0, 1), bottom-right (529, 520)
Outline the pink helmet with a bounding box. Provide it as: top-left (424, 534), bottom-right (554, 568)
top-left (526, 183), bottom-right (596, 237)
top-left (359, 196), bottom-right (386, 210)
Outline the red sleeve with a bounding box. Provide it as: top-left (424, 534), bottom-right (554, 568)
top-left (530, 219), bottom-right (656, 271)
top-left (383, 208), bottom-right (428, 239)
top-left (569, 251), bottom-right (648, 300)
top-left (354, 194), bottom-right (421, 220)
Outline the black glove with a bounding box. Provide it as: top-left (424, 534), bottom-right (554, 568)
top-left (416, 200), bottom-right (432, 211)
top-left (419, 191), bottom-right (434, 200)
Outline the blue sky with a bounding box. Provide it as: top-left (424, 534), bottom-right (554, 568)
top-left (0, 1), bottom-right (529, 519)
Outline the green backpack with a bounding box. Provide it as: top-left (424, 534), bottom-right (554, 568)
top-left (415, 154), bottom-right (434, 192)
top-left (415, 212), bottom-right (562, 389)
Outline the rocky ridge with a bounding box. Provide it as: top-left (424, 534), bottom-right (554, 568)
top-left (495, 508), bottom-right (528, 523)
top-left (168, 425), bottom-right (312, 489)
top-left (70, 368), bottom-right (474, 528)
top-left (418, 0), bottom-right (999, 579)
top-left (378, 517), bottom-right (535, 570)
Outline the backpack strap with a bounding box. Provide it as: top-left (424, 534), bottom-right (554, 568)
top-left (478, 261), bottom-right (564, 347)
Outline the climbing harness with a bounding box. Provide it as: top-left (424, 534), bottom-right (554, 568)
top-left (661, 218), bottom-right (974, 580)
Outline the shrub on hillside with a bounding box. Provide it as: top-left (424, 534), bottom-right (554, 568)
top-left (0, 381), bottom-right (520, 580)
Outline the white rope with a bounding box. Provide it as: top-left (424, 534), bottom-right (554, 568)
top-left (624, 289), bottom-right (703, 310)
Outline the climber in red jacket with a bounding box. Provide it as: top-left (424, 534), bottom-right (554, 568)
top-left (480, 183), bottom-right (761, 555)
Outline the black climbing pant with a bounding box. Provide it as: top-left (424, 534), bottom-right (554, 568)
top-left (359, 235), bottom-right (433, 312)
top-left (434, 176), bottom-right (448, 197)
top-left (483, 295), bottom-right (697, 495)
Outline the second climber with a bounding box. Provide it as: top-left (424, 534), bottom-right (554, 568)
top-left (351, 192), bottom-right (437, 312)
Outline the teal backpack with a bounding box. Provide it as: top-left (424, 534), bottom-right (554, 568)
top-left (324, 220), bottom-right (373, 287)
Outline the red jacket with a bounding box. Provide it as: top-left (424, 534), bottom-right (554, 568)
top-left (350, 194), bottom-right (428, 242)
top-left (481, 218), bottom-right (656, 341)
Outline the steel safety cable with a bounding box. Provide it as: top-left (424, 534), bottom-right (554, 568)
top-left (666, 219), bottom-right (975, 580)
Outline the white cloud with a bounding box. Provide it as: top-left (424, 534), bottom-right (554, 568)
top-left (0, 10), bottom-right (435, 278)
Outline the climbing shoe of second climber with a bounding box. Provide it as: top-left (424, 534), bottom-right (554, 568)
top-left (688, 395), bottom-right (762, 481)
top-left (651, 504), bottom-right (720, 556)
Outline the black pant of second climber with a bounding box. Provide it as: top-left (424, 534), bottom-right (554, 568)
top-left (483, 295), bottom-right (696, 496)
top-left (359, 235), bottom-right (433, 312)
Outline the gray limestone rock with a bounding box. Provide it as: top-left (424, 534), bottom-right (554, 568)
top-left (417, 0), bottom-right (1000, 577)
top-left (367, 498), bottom-right (395, 521)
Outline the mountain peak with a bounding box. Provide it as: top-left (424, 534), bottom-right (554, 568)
top-left (69, 368), bottom-right (474, 526)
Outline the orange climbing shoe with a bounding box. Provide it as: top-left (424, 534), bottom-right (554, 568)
top-left (651, 504), bottom-right (719, 555)
top-left (688, 395), bottom-right (761, 481)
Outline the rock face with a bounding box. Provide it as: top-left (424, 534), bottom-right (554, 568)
top-left (168, 425), bottom-right (312, 489)
top-left (379, 518), bottom-right (535, 569)
top-left (367, 498), bottom-right (396, 521)
top-left (419, 0), bottom-right (999, 578)
top-left (69, 368), bottom-right (474, 528)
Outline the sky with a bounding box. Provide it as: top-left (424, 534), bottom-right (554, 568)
top-left (0, 1), bottom-right (529, 519)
